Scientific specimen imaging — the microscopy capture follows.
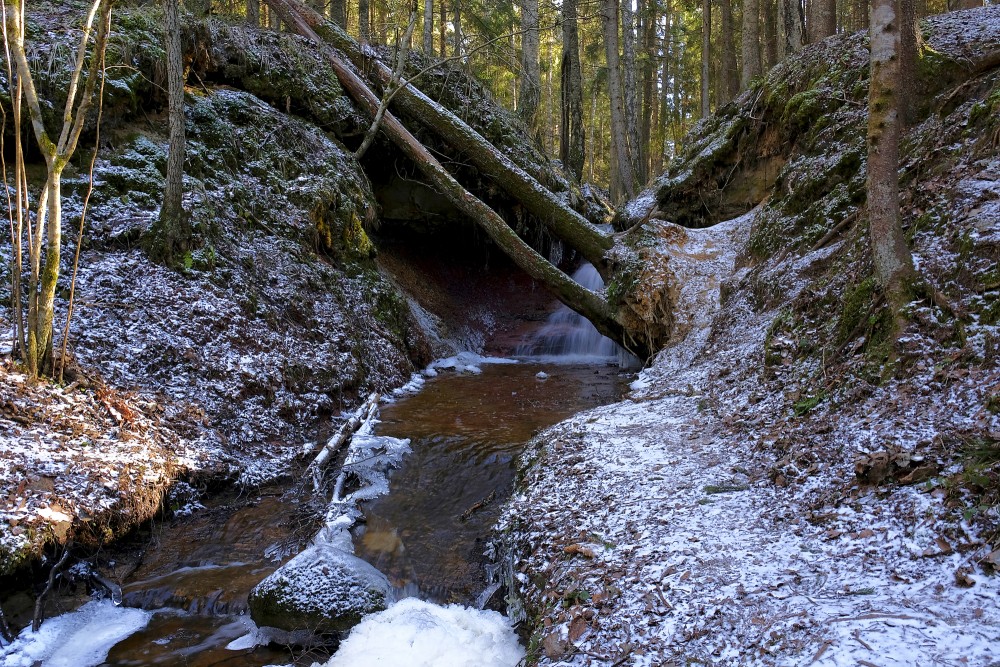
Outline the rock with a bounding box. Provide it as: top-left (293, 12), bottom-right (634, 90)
top-left (248, 543), bottom-right (391, 634)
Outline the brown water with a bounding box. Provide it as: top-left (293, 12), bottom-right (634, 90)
top-left (79, 360), bottom-right (625, 665)
top-left (354, 361), bottom-right (626, 604)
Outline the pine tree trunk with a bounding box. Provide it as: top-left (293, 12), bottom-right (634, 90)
top-left (330, 0), bottom-right (345, 26)
top-left (452, 0), bottom-right (462, 56)
top-left (641, 0), bottom-right (657, 176)
top-left (148, 0), bottom-right (189, 268)
top-left (701, 0), bottom-right (711, 118)
top-left (422, 0), bottom-right (432, 54)
top-left (867, 0), bottom-right (915, 313)
top-left (310, 0), bottom-right (324, 16)
top-left (247, 0), bottom-right (260, 25)
top-left (808, 0), bottom-right (836, 41)
top-left (560, 0), bottom-right (585, 179)
top-left (898, 0), bottom-right (918, 125)
top-left (780, 0), bottom-right (803, 57)
top-left (743, 0), bottom-right (762, 87)
top-left (518, 0), bottom-right (541, 128)
top-left (359, 0), bottom-right (370, 42)
top-left (763, 0), bottom-right (779, 68)
top-left (439, 0), bottom-right (447, 56)
top-left (719, 0), bottom-right (739, 103)
top-left (602, 0), bottom-right (638, 201)
top-left (622, 0), bottom-right (644, 183)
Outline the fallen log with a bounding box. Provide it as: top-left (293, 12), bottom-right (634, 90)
top-left (308, 392), bottom-right (380, 492)
top-left (262, 0), bottom-right (644, 358)
top-left (266, 0), bottom-right (613, 275)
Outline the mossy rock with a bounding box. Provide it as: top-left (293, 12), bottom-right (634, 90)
top-left (248, 544), bottom-right (391, 634)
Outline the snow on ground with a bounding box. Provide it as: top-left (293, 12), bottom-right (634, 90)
top-left (0, 357), bottom-right (221, 573)
top-left (320, 598), bottom-right (524, 667)
top-left (498, 212), bottom-right (1000, 665)
top-left (0, 600), bottom-right (150, 667)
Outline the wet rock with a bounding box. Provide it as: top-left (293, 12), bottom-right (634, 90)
top-left (248, 544), bottom-right (391, 634)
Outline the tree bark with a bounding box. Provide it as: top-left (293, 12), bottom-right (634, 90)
top-left (780, 0), bottom-right (803, 58)
top-left (452, 0), bottom-right (462, 56)
top-left (622, 0), bottom-right (644, 184)
top-left (247, 0), bottom-right (260, 26)
top-left (422, 0), bottom-right (432, 54)
top-left (719, 0), bottom-right (739, 103)
top-left (518, 0), bottom-right (541, 128)
top-left (867, 0), bottom-right (915, 313)
top-left (359, 0), bottom-right (370, 42)
top-left (560, 0), bottom-right (585, 179)
top-left (439, 0), bottom-right (447, 56)
top-left (330, 0), bottom-right (344, 25)
top-left (898, 0), bottom-right (919, 125)
top-left (701, 0), bottom-right (711, 118)
top-left (763, 0), bottom-right (779, 68)
top-left (641, 0), bottom-right (657, 177)
top-left (261, 0), bottom-right (644, 355)
top-left (808, 0), bottom-right (836, 42)
top-left (147, 0), bottom-right (190, 268)
top-left (743, 0), bottom-right (762, 87)
top-left (603, 0), bottom-right (638, 201)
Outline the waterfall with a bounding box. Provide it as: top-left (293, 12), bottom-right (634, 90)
top-left (516, 264), bottom-right (635, 366)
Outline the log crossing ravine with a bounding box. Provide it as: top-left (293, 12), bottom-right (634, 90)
top-left (3, 314), bottom-right (632, 666)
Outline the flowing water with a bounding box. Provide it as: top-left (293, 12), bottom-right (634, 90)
top-left (4, 301), bottom-right (630, 666)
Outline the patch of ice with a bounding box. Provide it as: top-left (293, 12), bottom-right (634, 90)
top-left (321, 598), bottom-right (524, 667)
top-left (427, 351), bottom-right (518, 375)
top-left (0, 600), bottom-right (150, 667)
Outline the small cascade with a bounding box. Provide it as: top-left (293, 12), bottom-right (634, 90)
top-left (517, 264), bottom-right (634, 366)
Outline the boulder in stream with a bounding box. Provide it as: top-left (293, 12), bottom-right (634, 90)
top-left (248, 543), bottom-right (391, 634)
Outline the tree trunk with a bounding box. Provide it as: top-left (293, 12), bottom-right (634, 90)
top-left (867, 0), bottom-right (915, 314)
top-left (422, 0), bottom-right (432, 54)
top-left (763, 0), bottom-right (779, 68)
top-left (247, 0), bottom-right (260, 26)
top-left (622, 0), bottom-right (644, 184)
top-left (658, 7), bottom-right (670, 168)
top-left (269, 6), bottom-right (281, 30)
top-left (808, 0), bottom-right (836, 42)
top-left (898, 0), bottom-right (919, 125)
top-left (719, 0), bottom-right (739, 103)
top-left (602, 0), bottom-right (638, 201)
top-left (518, 0), bottom-right (541, 129)
top-left (951, 0), bottom-right (983, 9)
top-left (452, 0), bottom-right (462, 56)
top-left (330, 0), bottom-right (344, 26)
top-left (359, 0), bottom-right (370, 42)
top-left (701, 0), bottom-right (711, 118)
top-left (780, 0), bottom-right (803, 57)
top-left (310, 0), bottom-right (324, 16)
top-left (147, 0), bottom-right (190, 268)
top-left (560, 0), bottom-right (585, 179)
top-left (262, 0), bottom-right (646, 355)
top-left (641, 0), bottom-right (657, 177)
top-left (439, 0), bottom-right (447, 56)
top-left (743, 0), bottom-right (762, 87)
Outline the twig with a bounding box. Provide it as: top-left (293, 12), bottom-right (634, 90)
top-left (32, 544), bottom-right (72, 632)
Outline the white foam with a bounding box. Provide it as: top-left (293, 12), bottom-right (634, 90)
top-left (321, 598), bottom-right (524, 667)
top-left (0, 600), bottom-right (150, 667)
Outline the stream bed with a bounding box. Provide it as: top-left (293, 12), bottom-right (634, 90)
top-left (2, 359), bottom-right (627, 667)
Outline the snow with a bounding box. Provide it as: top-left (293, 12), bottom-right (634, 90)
top-left (319, 598), bottom-right (524, 667)
top-left (0, 600), bottom-right (150, 667)
top-left (427, 351), bottom-right (518, 375)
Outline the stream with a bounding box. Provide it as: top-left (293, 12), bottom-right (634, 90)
top-left (1, 268), bottom-right (631, 666)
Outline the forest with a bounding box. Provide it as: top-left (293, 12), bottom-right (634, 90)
top-left (0, 0), bottom-right (998, 665)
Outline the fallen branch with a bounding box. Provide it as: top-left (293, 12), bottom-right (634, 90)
top-left (308, 392), bottom-right (380, 492)
top-left (32, 544), bottom-right (72, 632)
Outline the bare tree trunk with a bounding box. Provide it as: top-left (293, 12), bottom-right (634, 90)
top-left (359, 0), bottom-right (370, 42)
top-left (951, 0), bottom-right (983, 9)
top-left (701, 0), bottom-right (711, 118)
top-left (868, 0), bottom-right (915, 314)
top-left (743, 0), bottom-right (762, 87)
top-left (780, 0), bottom-right (803, 57)
top-left (439, 0), bottom-right (446, 56)
top-left (518, 0), bottom-right (541, 128)
top-left (452, 0), bottom-right (462, 57)
top-left (560, 0), bottom-right (585, 179)
top-left (310, 0), bottom-right (324, 16)
top-left (330, 0), bottom-right (344, 25)
top-left (719, 0), bottom-right (739, 103)
top-left (898, 0), bottom-right (919, 125)
top-left (622, 0), bottom-right (644, 184)
top-left (808, 0), bottom-right (836, 41)
top-left (247, 0), bottom-right (260, 25)
top-left (602, 0), bottom-right (638, 201)
top-left (641, 0), bottom-right (657, 177)
top-left (269, 6), bottom-right (281, 29)
top-left (262, 0), bottom-right (647, 356)
top-left (147, 0), bottom-right (190, 268)
top-left (422, 0), bottom-right (432, 54)
top-left (658, 7), bottom-right (670, 168)
top-left (763, 0), bottom-right (779, 68)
